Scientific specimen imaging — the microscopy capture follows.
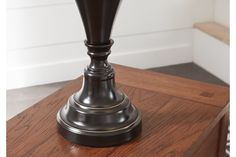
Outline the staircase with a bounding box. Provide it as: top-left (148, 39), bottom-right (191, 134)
top-left (193, 21), bottom-right (229, 84)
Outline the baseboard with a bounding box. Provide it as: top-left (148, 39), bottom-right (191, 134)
top-left (7, 29), bottom-right (193, 89)
top-left (7, 45), bottom-right (192, 89)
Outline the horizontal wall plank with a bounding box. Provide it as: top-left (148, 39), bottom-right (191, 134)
top-left (7, 0), bottom-right (213, 50)
top-left (7, 3), bottom-right (84, 50)
top-left (7, 45), bottom-right (192, 89)
top-left (7, 0), bottom-right (73, 9)
top-left (8, 29), bottom-right (192, 67)
top-left (7, 29), bottom-right (192, 89)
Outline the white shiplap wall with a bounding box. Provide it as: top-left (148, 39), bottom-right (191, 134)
top-left (7, 0), bottom-right (215, 89)
top-left (214, 0), bottom-right (229, 27)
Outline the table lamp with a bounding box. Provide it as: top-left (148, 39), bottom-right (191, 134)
top-left (57, 0), bottom-right (142, 147)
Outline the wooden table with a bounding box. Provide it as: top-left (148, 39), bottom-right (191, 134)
top-left (7, 64), bottom-right (229, 157)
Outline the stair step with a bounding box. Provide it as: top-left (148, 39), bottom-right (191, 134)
top-left (194, 22), bottom-right (229, 45)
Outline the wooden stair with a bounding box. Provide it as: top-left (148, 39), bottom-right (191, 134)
top-left (194, 22), bottom-right (229, 45)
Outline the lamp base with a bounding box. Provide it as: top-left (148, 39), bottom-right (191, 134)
top-left (57, 94), bottom-right (142, 147)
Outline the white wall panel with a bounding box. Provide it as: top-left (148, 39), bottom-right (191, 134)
top-left (7, 0), bottom-right (73, 9)
top-left (7, 3), bottom-right (85, 50)
top-left (7, 0), bottom-right (215, 88)
top-left (8, 29), bottom-right (192, 68)
top-left (214, 0), bottom-right (229, 27)
top-left (7, 0), bottom-right (214, 50)
top-left (7, 29), bottom-right (193, 89)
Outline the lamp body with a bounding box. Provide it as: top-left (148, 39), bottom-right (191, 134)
top-left (57, 0), bottom-right (142, 147)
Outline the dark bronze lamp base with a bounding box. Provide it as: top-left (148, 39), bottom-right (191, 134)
top-left (56, 61), bottom-right (142, 147)
top-left (56, 0), bottom-right (142, 147)
top-left (57, 94), bottom-right (141, 147)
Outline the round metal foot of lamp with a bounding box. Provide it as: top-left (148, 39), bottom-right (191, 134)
top-left (56, 0), bottom-right (142, 147)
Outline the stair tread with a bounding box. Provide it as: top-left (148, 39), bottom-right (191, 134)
top-left (194, 22), bottom-right (229, 45)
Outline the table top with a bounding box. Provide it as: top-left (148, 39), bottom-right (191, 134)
top-left (7, 64), bottom-right (229, 157)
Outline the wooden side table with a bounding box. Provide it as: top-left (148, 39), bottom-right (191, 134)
top-left (7, 64), bottom-right (229, 157)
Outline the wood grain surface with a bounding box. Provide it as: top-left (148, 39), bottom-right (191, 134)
top-left (7, 64), bottom-right (229, 157)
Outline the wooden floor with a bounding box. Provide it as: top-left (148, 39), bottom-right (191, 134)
top-left (149, 63), bottom-right (227, 86)
top-left (7, 62), bottom-right (228, 120)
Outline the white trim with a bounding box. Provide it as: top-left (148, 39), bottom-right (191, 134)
top-left (7, 44), bottom-right (192, 89)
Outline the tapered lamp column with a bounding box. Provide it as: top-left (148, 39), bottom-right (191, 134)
top-left (57, 0), bottom-right (142, 147)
